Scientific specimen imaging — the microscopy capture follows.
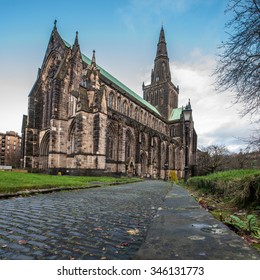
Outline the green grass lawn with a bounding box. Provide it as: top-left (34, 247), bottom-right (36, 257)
top-left (188, 169), bottom-right (260, 184)
top-left (0, 171), bottom-right (140, 194)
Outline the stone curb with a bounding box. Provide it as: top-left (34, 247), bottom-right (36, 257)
top-left (0, 179), bottom-right (143, 200)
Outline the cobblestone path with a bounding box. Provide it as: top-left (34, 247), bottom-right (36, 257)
top-left (0, 181), bottom-right (170, 260)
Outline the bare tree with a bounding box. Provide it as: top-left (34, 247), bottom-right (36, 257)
top-left (243, 125), bottom-right (260, 150)
top-left (197, 145), bottom-right (229, 175)
top-left (214, 0), bottom-right (260, 119)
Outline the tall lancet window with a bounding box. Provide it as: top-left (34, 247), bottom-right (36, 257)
top-left (69, 94), bottom-right (77, 117)
top-left (68, 123), bottom-right (76, 154)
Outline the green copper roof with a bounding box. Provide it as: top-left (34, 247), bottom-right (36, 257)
top-left (63, 39), bottom-right (71, 48)
top-left (63, 39), bottom-right (161, 116)
top-left (81, 54), bottom-right (161, 116)
top-left (169, 107), bottom-right (182, 121)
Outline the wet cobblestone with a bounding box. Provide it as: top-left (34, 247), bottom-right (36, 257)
top-left (0, 181), bottom-right (170, 260)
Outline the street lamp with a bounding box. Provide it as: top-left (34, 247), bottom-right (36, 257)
top-left (183, 102), bottom-right (192, 183)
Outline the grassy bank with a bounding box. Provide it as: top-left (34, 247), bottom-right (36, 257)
top-left (187, 169), bottom-right (260, 208)
top-left (0, 171), bottom-right (140, 194)
top-left (186, 169), bottom-right (260, 252)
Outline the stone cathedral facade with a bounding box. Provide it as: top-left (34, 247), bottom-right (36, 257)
top-left (23, 22), bottom-right (197, 179)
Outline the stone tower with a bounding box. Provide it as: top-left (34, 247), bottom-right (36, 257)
top-left (143, 26), bottom-right (179, 120)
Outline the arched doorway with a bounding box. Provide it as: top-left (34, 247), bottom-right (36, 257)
top-left (39, 130), bottom-right (50, 170)
top-left (126, 158), bottom-right (135, 177)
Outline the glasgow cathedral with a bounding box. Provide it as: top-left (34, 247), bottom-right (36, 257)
top-left (23, 21), bottom-right (197, 179)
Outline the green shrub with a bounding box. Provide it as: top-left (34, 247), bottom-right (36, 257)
top-left (230, 174), bottom-right (260, 207)
top-left (225, 214), bottom-right (260, 239)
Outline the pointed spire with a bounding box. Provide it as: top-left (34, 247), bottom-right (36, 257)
top-left (71, 31), bottom-right (80, 58)
top-left (151, 69), bottom-right (154, 83)
top-left (91, 50), bottom-right (96, 66)
top-left (74, 31), bottom-right (79, 46)
top-left (151, 26), bottom-right (171, 83)
top-left (53, 19), bottom-right (57, 30)
top-left (159, 25), bottom-right (166, 43)
top-left (156, 25), bottom-right (168, 59)
top-left (185, 99), bottom-right (192, 110)
top-left (89, 50), bottom-right (100, 89)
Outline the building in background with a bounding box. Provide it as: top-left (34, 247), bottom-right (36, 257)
top-left (0, 131), bottom-right (22, 168)
top-left (23, 22), bottom-right (197, 179)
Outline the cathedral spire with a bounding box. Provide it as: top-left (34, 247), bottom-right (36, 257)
top-left (155, 25), bottom-right (168, 60)
top-left (71, 31), bottom-right (80, 57)
top-left (143, 26), bottom-right (178, 120)
top-left (152, 26), bottom-right (171, 83)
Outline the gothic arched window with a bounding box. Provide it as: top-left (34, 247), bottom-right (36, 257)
top-left (144, 112), bottom-right (147, 124)
top-left (107, 136), bottom-right (113, 159)
top-left (117, 97), bottom-right (121, 112)
top-left (148, 115), bottom-right (151, 126)
top-left (170, 126), bottom-right (175, 137)
top-left (140, 110), bottom-right (143, 123)
top-left (135, 107), bottom-right (139, 121)
top-left (68, 123), bottom-right (76, 154)
top-left (125, 129), bottom-right (135, 160)
top-left (130, 103), bottom-right (133, 118)
top-left (123, 100), bottom-right (128, 115)
top-left (106, 123), bottom-right (118, 161)
top-left (69, 94), bottom-right (77, 117)
top-left (108, 92), bottom-right (115, 108)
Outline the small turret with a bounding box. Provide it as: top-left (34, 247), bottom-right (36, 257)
top-left (88, 50), bottom-right (100, 90)
top-left (185, 99), bottom-right (191, 110)
top-left (91, 50), bottom-right (96, 67)
top-left (72, 31), bottom-right (80, 54)
top-left (74, 31), bottom-right (79, 46)
top-left (53, 19), bottom-right (57, 31)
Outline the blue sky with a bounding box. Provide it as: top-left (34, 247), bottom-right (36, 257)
top-left (0, 0), bottom-right (253, 152)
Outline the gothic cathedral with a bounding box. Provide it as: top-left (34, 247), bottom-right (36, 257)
top-left (23, 22), bottom-right (197, 179)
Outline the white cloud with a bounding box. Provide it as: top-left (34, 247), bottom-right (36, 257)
top-left (170, 49), bottom-right (254, 152)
